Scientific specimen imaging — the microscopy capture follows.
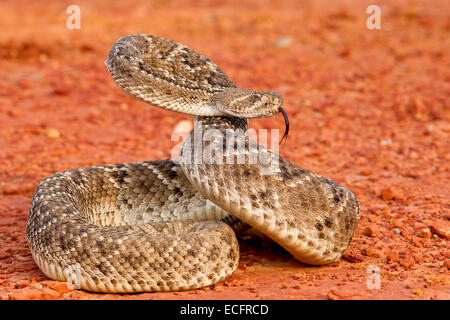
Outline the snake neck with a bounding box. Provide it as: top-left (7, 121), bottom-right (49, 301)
top-left (180, 116), bottom-right (250, 167)
top-left (192, 116), bottom-right (248, 132)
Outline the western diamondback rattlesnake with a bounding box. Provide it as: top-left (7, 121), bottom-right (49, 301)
top-left (26, 34), bottom-right (360, 293)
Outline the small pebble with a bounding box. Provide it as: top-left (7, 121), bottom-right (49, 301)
top-left (46, 128), bottom-right (60, 139)
top-left (275, 36), bottom-right (292, 48)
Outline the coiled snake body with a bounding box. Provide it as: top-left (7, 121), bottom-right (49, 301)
top-left (26, 35), bottom-right (360, 293)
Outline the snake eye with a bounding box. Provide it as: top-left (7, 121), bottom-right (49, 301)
top-left (261, 95), bottom-right (269, 104)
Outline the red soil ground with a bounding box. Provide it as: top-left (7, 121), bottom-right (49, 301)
top-left (0, 0), bottom-right (448, 300)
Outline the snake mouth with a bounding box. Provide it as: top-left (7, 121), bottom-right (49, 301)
top-left (279, 107), bottom-right (289, 143)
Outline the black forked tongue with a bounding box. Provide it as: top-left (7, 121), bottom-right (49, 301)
top-left (279, 107), bottom-right (289, 143)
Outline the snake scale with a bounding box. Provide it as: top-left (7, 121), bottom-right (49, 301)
top-left (26, 35), bottom-right (360, 293)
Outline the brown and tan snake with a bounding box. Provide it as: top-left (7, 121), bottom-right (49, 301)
top-left (26, 35), bottom-right (360, 293)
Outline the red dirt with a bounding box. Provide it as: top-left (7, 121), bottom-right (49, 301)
top-left (0, 0), bottom-right (449, 300)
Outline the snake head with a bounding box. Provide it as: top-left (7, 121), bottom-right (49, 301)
top-left (212, 88), bottom-right (289, 141)
top-left (213, 88), bottom-right (284, 119)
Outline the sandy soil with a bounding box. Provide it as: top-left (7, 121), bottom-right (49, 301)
top-left (0, 0), bottom-right (449, 300)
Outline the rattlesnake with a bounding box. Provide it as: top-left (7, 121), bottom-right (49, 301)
top-left (26, 34), bottom-right (360, 293)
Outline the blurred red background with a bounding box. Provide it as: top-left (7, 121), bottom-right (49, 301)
top-left (0, 0), bottom-right (448, 299)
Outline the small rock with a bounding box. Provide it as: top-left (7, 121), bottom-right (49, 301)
top-left (365, 247), bottom-right (383, 258)
top-left (41, 287), bottom-right (62, 300)
top-left (342, 249), bottom-right (364, 262)
top-left (48, 281), bottom-right (75, 294)
top-left (367, 214), bottom-right (379, 223)
top-left (429, 221), bottom-right (450, 239)
top-left (395, 192), bottom-right (406, 201)
top-left (213, 286), bottom-right (224, 292)
top-left (14, 280), bottom-right (30, 289)
top-left (327, 288), bottom-right (364, 300)
top-left (381, 187), bottom-right (395, 201)
top-left (411, 236), bottom-right (422, 247)
top-left (387, 249), bottom-right (400, 262)
top-left (363, 225), bottom-right (380, 237)
top-left (393, 228), bottom-right (401, 234)
top-left (417, 228), bottom-right (432, 239)
top-left (443, 260), bottom-right (450, 270)
top-left (46, 128), bottom-right (60, 139)
top-left (401, 228), bottom-right (412, 238)
top-left (31, 283), bottom-right (43, 290)
top-left (360, 169), bottom-right (373, 176)
top-left (275, 36), bottom-right (292, 48)
top-left (392, 220), bottom-right (403, 228)
top-left (369, 206), bottom-right (383, 214)
top-left (53, 84), bottom-right (71, 95)
top-left (400, 256), bottom-right (415, 269)
top-left (9, 288), bottom-right (42, 300)
top-left (412, 289), bottom-right (424, 296)
top-left (423, 240), bottom-right (434, 248)
top-left (413, 222), bottom-right (425, 229)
